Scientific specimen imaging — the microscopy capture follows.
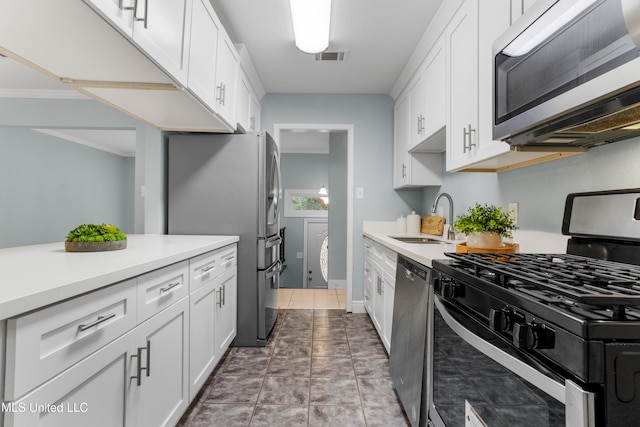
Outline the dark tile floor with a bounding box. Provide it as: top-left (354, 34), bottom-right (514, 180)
top-left (177, 309), bottom-right (410, 426)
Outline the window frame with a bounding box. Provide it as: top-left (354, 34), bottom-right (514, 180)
top-left (283, 189), bottom-right (329, 218)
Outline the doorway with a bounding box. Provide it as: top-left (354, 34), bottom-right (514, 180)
top-left (274, 123), bottom-right (354, 312)
top-left (304, 219), bottom-right (328, 289)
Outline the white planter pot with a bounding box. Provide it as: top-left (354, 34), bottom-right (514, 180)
top-left (466, 232), bottom-right (503, 248)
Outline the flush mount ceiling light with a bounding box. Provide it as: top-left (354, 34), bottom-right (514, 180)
top-left (290, 0), bottom-right (332, 54)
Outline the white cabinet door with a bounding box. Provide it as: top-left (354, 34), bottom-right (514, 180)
top-left (393, 92), bottom-right (411, 188)
top-left (250, 95), bottom-right (261, 132)
top-left (236, 73), bottom-right (252, 131)
top-left (132, 0), bottom-right (192, 86)
top-left (382, 274), bottom-right (395, 353)
top-left (214, 32), bottom-right (238, 126)
top-left (423, 36), bottom-right (446, 140)
top-left (189, 280), bottom-right (218, 401)
top-left (446, 0), bottom-right (479, 171)
top-left (372, 268), bottom-right (385, 336)
top-left (132, 297), bottom-right (190, 427)
top-left (408, 75), bottom-right (427, 149)
top-left (216, 268), bottom-right (237, 355)
top-left (5, 330), bottom-right (137, 427)
top-left (187, 0), bottom-right (220, 109)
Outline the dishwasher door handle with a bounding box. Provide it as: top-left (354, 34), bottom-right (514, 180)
top-left (404, 269), bottom-right (415, 281)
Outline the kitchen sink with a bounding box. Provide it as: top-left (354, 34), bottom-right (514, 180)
top-left (389, 236), bottom-right (445, 244)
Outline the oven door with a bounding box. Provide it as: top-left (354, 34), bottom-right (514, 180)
top-left (429, 296), bottom-right (595, 427)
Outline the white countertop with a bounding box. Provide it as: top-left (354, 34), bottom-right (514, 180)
top-left (363, 221), bottom-right (569, 267)
top-left (0, 234), bottom-right (239, 321)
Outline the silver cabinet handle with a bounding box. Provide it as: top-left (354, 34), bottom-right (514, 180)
top-left (222, 284), bottom-right (226, 306)
top-left (417, 115), bottom-right (422, 135)
top-left (131, 340), bottom-right (151, 386)
top-left (216, 84), bottom-right (224, 104)
top-left (160, 281), bottom-right (181, 293)
top-left (216, 288), bottom-right (223, 308)
top-left (78, 313), bottom-right (116, 331)
top-left (463, 124), bottom-right (477, 153)
top-left (402, 163), bottom-right (407, 179)
top-left (201, 264), bottom-right (215, 273)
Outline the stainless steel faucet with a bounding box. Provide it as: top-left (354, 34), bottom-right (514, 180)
top-left (431, 192), bottom-right (456, 240)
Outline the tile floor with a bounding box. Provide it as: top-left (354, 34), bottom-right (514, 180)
top-left (177, 308), bottom-right (410, 426)
top-left (277, 288), bottom-right (347, 310)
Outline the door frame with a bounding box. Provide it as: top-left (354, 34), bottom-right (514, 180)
top-left (273, 123), bottom-right (354, 311)
top-left (303, 218), bottom-right (328, 289)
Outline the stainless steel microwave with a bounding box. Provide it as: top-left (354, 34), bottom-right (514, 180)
top-left (493, 0), bottom-right (640, 148)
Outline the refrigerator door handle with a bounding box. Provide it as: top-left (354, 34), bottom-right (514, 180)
top-left (265, 261), bottom-right (282, 280)
top-left (265, 235), bottom-right (282, 249)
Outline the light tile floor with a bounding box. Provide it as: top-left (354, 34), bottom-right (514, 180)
top-left (278, 288), bottom-right (347, 310)
top-left (177, 309), bottom-right (410, 427)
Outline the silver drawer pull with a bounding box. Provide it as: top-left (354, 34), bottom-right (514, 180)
top-left (78, 313), bottom-right (116, 331)
top-left (160, 281), bottom-right (181, 293)
top-left (201, 265), bottom-right (215, 273)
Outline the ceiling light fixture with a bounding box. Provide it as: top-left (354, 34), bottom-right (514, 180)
top-left (289, 0), bottom-right (332, 54)
top-left (319, 184), bottom-right (329, 205)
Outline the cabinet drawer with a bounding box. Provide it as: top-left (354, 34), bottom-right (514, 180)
top-left (4, 279), bottom-right (137, 401)
top-left (189, 244), bottom-right (237, 293)
top-left (137, 261), bottom-right (189, 323)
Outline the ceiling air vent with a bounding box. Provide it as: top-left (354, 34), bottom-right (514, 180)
top-left (315, 51), bottom-right (348, 61)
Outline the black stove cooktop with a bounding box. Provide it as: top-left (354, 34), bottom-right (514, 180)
top-left (433, 253), bottom-right (640, 337)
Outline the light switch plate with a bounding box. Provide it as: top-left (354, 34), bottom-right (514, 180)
top-left (356, 187), bottom-right (364, 199)
top-left (508, 202), bottom-right (518, 225)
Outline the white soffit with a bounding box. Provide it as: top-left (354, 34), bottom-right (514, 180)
top-left (33, 128), bottom-right (136, 157)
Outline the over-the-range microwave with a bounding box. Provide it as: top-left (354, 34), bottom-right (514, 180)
top-left (493, 0), bottom-right (640, 148)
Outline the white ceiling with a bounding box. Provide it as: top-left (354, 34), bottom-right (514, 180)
top-left (210, 0), bottom-right (444, 93)
top-left (0, 1), bottom-right (444, 153)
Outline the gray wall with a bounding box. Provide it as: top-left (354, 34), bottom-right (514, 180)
top-left (422, 136), bottom-right (640, 233)
top-left (262, 93), bottom-right (423, 300)
top-left (280, 153), bottom-right (329, 288)
top-left (329, 132), bottom-right (348, 281)
top-left (0, 98), bottom-right (162, 248)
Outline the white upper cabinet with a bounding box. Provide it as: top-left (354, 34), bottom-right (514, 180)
top-left (393, 92), bottom-right (443, 189)
top-left (187, 0), bottom-right (221, 111)
top-left (85, 0), bottom-right (192, 86)
top-left (236, 73), bottom-right (252, 132)
top-left (132, 0), bottom-right (192, 86)
top-left (214, 32), bottom-right (239, 127)
top-left (408, 35), bottom-right (446, 152)
top-left (445, 0), bottom-right (481, 171)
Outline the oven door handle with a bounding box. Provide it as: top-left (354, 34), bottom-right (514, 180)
top-left (435, 296), bottom-right (567, 404)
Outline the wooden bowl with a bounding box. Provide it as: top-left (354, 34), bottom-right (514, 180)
top-left (456, 242), bottom-right (519, 254)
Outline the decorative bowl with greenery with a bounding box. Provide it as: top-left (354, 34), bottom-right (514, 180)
top-left (453, 203), bottom-right (516, 248)
top-left (65, 224), bottom-right (127, 252)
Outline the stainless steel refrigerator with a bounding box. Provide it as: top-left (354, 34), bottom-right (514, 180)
top-left (167, 131), bottom-right (281, 346)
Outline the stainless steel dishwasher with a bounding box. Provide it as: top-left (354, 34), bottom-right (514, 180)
top-left (389, 255), bottom-right (432, 427)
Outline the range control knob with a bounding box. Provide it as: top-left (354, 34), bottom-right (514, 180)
top-left (489, 307), bottom-right (514, 333)
top-left (439, 278), bottom-right (461, 300)
top-left (513, 322), bottom-right (555, 350)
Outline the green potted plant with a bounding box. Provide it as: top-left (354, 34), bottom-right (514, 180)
top-left (453, 203), bottom-right (516, 248)
top-left (65, 223), bottom-right (127, 252)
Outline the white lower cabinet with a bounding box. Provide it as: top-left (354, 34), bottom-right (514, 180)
top-left (5, 330), bottom-right (137, 427)
top-left (131, 297), bottom-right (190, 427)
top-left (6, 297), bottom-right (189, 427)
top-left (189, 264), bottom-right (237, 401)
top-left (364, 239), bottom-right (397, 353)
top-left (2, 243), bottom-right (237, 427)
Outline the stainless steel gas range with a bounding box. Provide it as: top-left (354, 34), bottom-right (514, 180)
top-left (428, 189), bottom-right (640, 427)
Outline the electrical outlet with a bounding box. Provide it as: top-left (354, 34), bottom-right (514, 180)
top-left (508, 202), bottom-right (518, 225)
top-left (296, 252), bottom-right (303, 259)
top-left (356, 187), bottom-right (364, 199)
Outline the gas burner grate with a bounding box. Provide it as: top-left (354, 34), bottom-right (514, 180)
top-left (444, 253), bottom-right (640, 309)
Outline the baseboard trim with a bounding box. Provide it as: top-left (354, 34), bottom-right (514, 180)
top-left (328, 280), bottom-right (346, 290)
top-left (350, 300), bottom-right (366, 313)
